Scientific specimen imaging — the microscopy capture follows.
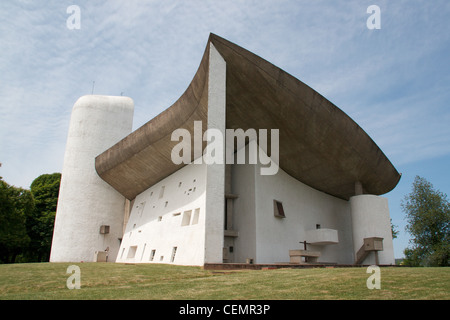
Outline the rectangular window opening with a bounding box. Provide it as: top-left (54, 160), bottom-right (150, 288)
top-left (149, 249), bottom-right (156, 261)
top-left (99, 225), bottom-right (110, 234)
top-left (192, 208), bottom-right (200, 225)
top-left (137, 202), bottom-right (146, 217)
top-left (159, 186), bottom-right (165, 199)
top-left (274, 200), bottom-right (286, 218)
top-left (127, 246), bottom-right (137, 259)
top-left (170, 247), bottom-right (177, 263)
top-left (181, 210), bottom-right (192, 226)
top-left (140, 243), bottom-right (147, 261)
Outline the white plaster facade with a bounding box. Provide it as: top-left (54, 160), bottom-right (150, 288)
top-left (116, 162), bottom-right (208, 265)
top-left (231, 159), bottom-right (353, 264)
top-left (50, 95), bottom-right (134, 263)
top-left (350, 195), bottom-right (395, 265)
top-left (51, 41), bottom-right (396, 266)
top-left (116, 144), bottom-right (395, 266)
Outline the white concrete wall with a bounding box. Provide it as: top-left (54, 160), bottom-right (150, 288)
top-left (204, 43), bottom-right (226, 263)
top-left (229, 144), bottom-right (354, 264)
top-left (50, 95), bottom-right (134, 262)
top-left (230, 148), bottom-right (395, 265)
top-left (231, 163), bottom-right (257, 263)
top-left (350, 195), bottom-right (395, 265)
top-left (254, 162), bottom-right (353, 264)
top-left (116, 162), bottom-right (207, 266)
top-left (107, 43), bottom-right (227, 266)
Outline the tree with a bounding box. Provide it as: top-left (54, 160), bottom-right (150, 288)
top-left (25, 173), bottom-right (61, 262)
top-left (401, 176), bottom-right (450, 266)
top-left (391, 219), bottom-right (399, 240)
top-left (0, 178), bottom-right (32, 263)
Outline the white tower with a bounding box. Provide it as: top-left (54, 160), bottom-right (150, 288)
top-left (50, 95), bottom-right (134, 262)
top-left (350, 194), bottom-right (395, 265)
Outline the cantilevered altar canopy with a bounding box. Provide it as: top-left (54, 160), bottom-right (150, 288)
top-left (95, 33), bottom-right (401, 201)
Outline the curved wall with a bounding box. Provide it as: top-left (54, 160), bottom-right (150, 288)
top-left (50, 95), bottom-right (134, 262)
top-left (350, 195), bottom-right (395, 265)
top-left (95, 33), bottom-right (401, 202)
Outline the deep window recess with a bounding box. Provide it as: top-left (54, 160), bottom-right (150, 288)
top-left (99, 225), bottom-right (110, 234)
top-left (140, 243), bottom-right (146, 261)
top-left (170, 247), bottom-right (177, 262)
top-left (137, 202), bottom-right (146, 217)
top-left (127, 246), bottom-right (137, 259)
top-left (181, 210), bottom-right (192, 226)
top-left (159, 186), bottom-right (165, 199)
top-left (149, 250), bottom-right (156, 261)
top-left (192, 208), bottom-right (200, 225)
top-left (274, 200), bottom-right (286, 218)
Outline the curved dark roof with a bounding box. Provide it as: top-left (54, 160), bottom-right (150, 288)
top-left (95, 33), bottom-right (401, 201)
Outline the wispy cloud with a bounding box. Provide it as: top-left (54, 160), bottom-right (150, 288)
top-left (0, 0), bottom-right (449, 189)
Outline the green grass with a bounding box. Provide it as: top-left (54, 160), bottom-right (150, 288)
top-left (0, 263), bottom-right (448, 300)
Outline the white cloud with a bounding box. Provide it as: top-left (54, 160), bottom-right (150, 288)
top-left (0, 0), bottom-right (449, 190)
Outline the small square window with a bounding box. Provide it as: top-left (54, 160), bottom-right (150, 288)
top-left (99, 225), bottom-right (110, 234)
top-left (273, 200), bottom-right (285, 218)
top-left (127, 246), bottom-right (137, 259)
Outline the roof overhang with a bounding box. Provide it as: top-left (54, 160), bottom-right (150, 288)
top-left (95, 33), bottom-right (401, 201)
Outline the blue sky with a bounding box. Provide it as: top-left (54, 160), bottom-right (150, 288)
top-left (1, 0), bottom-right (449, 258)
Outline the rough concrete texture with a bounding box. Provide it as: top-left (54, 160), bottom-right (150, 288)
top-left (50, 95), bottom-right (134, 262)
top-left (95, 33), bottom-right (401, 201)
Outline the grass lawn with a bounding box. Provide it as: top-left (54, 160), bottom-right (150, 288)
top-left (0, 263), bottom-right (448, 300)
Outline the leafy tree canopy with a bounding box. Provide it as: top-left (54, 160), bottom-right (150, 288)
top-left (0, 173), bottom-right (61, 263)
top-left (401, 176), bottom-right (450, 266)
top-left (0, 178), bottom-right (32, 263)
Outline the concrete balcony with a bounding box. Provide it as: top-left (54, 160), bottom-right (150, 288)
top-left (305, 228), bottom-right (339, 245)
